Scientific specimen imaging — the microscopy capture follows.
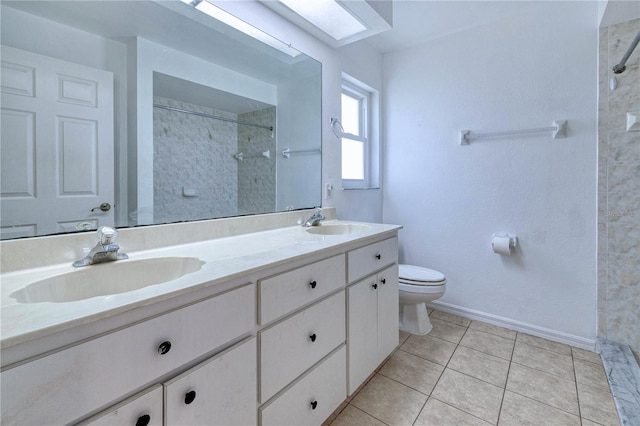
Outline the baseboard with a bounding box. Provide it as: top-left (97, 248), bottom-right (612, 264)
top-left (428, 301), bottom-right (597, 352)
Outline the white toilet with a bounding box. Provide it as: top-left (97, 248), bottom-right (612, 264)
top-left (398, 264), bottom-right (447, 335)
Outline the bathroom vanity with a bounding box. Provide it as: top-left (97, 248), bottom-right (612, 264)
top-left (0, 217), bottom-right (400, 425)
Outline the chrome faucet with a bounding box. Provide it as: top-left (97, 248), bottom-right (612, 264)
top-left (73, 226), bottom-right (129, 267)
top-left (302, 208), bottom-right (326, 227)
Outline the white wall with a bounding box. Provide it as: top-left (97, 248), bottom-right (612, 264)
top-left (382, 2), bottom-right (599, 343)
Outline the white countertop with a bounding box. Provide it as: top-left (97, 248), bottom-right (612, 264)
top-left (1, 220), bottom-right (401, 351)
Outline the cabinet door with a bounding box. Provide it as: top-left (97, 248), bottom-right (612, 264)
top-left (164, 337), bottom-right (257, 426)
top-left (78, 385), bottom-right (163, 426)
top-left (377, 264), bottom-right (399, 366)
top-left (347, 275), bottom-right (379, 395)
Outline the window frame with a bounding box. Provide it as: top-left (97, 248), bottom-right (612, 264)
top-left (340, 75), bottom-right (379, 189)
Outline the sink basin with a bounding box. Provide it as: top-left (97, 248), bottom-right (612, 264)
top-left (10, 257), bottom-right (204, 303)
top-left (305, 224), bottom-right (370, 236)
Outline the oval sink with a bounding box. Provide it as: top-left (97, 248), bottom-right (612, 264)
top-left (305, 224), bottom-right (370, 236)
top-left (10, 257), bottom-right (204, 303)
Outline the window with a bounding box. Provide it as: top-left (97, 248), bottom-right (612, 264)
top-left (341, 75), bottom-right (379, 189)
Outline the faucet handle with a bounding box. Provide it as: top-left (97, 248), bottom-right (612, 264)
top-left (97, 226), bottom-right (118, 245)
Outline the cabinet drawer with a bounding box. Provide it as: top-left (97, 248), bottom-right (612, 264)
top-left (260, 291), bottom-right (345, 402)
top-left (77, 385), bottom-right (163, 426)
top-left (347, 237), bottom-right (398, 283)
top-left (260, 346), bottom-right (346, 426)
top-left (1, 284), bottom-right (255, 426)
top-left (164, 337), bottom-right (257, 426)
top-left (259, 255), bottom-right (345, 325)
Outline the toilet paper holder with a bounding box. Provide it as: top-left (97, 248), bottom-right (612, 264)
top-left (491, 234), bottom-right (518, 255)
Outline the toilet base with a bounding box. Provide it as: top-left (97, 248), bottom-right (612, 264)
top-left (399, 302), bottom-right (433, 335)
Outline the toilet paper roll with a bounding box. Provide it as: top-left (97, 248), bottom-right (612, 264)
top-left (492, 235), bottom-right (513, 255)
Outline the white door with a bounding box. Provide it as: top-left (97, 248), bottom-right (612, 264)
top-left (1, 45), bottom-right (114, 239)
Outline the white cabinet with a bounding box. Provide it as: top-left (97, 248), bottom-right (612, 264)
top-left (347, 238), bottom-right (399, 395)
top-left (1, 284), bottom-right (255, 425)
top-left (78, 386), bottom-right (163, 426)
top-left (164, 337), bottom-right (257, 426)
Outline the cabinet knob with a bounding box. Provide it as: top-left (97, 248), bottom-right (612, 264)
top-left (136, 414), bottom-right (151, 426)
top-left (157, 341), bottom-right (172, 355)
top-left (309, 333), bottom-right (317, 342)
top-left (310, 400), bottom-right (318, 410)
top-left (184, 390), bottom-right (197, 405)
top-left (375, 254), bottom-right (381, 260)
top-left (309, 280), bottom-right (317, 289)
top-left (372, 283), bottom-right (378, 290)
top-left (381, 278), bottom-right (387, 285)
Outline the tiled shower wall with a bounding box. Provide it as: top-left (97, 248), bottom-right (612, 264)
top-left (153, 97), bottom-right (238, 223)
top-left (597, 18), bottom-right (640, 361)
top-left (238, 107), bottom-right (276, 215)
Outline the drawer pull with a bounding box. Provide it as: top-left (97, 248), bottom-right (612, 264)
top-left (136, 414), bottom-right (151, 426)
top-left (375, 254), bottom-right (382, 260)
top-left (157, 341), bottom-right (172, 355)
top-left (184, 390), bottom-right (197, 405)
top-left (309, 333), bottom-right (317, 342)
top-left (381, 278), bottom-right (387, 285)
top-left (372, 283), bottom-right (378, 290)
top-left (309, 280), bottom-right (317, 289)
top-left (310, 400), bottom-right (318, 410)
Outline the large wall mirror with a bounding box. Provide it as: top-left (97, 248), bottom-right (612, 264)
top-left (0, 0), bottom-right (322, 240)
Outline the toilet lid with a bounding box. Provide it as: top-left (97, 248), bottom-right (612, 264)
top-left (399, 264), bottom-right (446, 285)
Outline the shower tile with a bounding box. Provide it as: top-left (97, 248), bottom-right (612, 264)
top-left (431, 368), bottom-right (503, 424)
top-left (378, 349), bottom-right (444, 395)
top-left (608, 132), bottom-right (640, 163)
top-left (469, 320), bottom-right (516, 340)
top-left (607, 161), bottom-right (640, 199)
top-left (608, 18), bottom-right (640, 40)
top-left (512, 342), bottom-right (575, 381)
top-left (608, 253), bottom-right (640, 286)
top-left (498, 391), bottom-right (580, 426)
top-left (350, 374), bottom-right (426, 426)
top-left (607, 190), bottom-right (640, 225)
top-left (328, 404), bottom-right (385, 426)
top-left (516, 333), bottom-right (572, 356)
top-left (400, 334), bottom-right (457, 366)
top-left (460, 329), bottom-right (515, 361)
top-left (429, 310), bottom-right (471, 327)
top-left (606, 284), bottom-right (640, 322)
top-left (415, 398), bottom-right (491, 426)
top-left (428, 318), bottom-right (467, 344)
top-left (448, 345), bottom-right (510, 387)
top-left (506, 363), bottom-right (579, 415)
top-left (607, 223), bottom-right (640, 257)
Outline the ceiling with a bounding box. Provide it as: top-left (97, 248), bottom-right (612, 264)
top-left (361, 1), bottom-right (541, 54)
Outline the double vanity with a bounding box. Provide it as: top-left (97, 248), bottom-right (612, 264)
top-left (1, 212), bottom-right (401, 425)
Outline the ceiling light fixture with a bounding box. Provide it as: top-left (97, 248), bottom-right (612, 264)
top-left (181, 0), bottom-right (300, 57)
top-left (278, 0), bottom-right (367, 41)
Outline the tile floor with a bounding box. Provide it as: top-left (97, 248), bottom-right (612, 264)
top-left (327, 309), bottom-right (620, 426)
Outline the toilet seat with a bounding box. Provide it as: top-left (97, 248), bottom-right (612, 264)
top-left (399, 264), bottom-right (446, 286)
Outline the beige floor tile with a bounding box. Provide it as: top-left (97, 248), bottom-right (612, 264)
top-left (428, 318), bottom-right (468, 344)
top-left (581, 418), bottom-right (609, 426)
top-left (469, 320), bottom-right (517, 341)
top-left (400, 334), bottom-right (457, 366)
top-left (498, 391), bottom-right (581, 426)
top-left (399, 330), bottom-right (411, 345)
top-left (571, 347), bottom-right (602, 365)
top-left (459, 328), bottom-right (515, 360)
top-left (415, 398), bottom-right (492, 425)
top-left (328, 404), bottom-right (386, 426)
top-left (577, 382), bottom-right (620, 426)
top-left (378, 349), bottom-right (445, 395)
top-left (350, 374), bottom-right (427, 426)
top-left (512, 341), bottom-right (575, 380)
top-left (516, 333), bottom-right (572, 356)
top-left (506, 363), bottom-right (579, 415)
top-left (431, 368), bottom-right (504, 424)
top-left (448, 345), bottom-right (510, 387)
top-left (429, 310), bottom-right (471, 327)
top-left (574, 358), bottom-right (611, 391)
